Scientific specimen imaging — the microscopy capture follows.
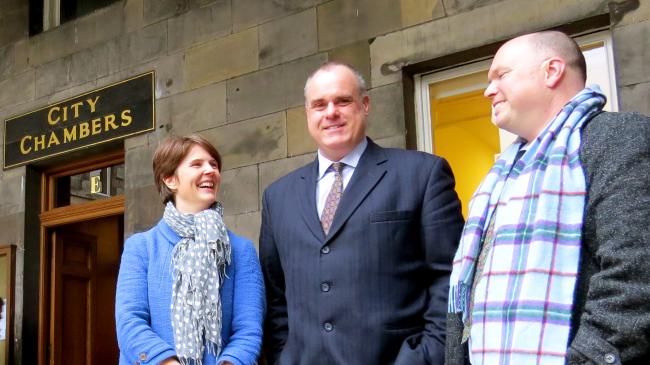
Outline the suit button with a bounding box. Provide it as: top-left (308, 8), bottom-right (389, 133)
top-left (139, 353), bottom-right (147, 361)
top-left (321, 246), bottom-right (330, 254)
top-left (321, 282), bottom-right (331, 292)
top-left (604, 353), bottom-right (616, 364)
top-left (324, 322), bottom-right (333, 331)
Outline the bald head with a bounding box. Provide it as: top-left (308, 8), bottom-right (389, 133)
top-left (515, 31), bottom-right (587, 83)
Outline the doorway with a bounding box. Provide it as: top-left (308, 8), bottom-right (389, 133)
top-left (38, 152), bottom-right (124, 365)
top-left (48, 215), bottom-right (122, 365)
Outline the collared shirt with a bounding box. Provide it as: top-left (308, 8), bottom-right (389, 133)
top-left (316, 138), bottom-right (368, 217)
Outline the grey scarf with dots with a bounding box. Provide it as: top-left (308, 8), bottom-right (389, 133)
top-left (163, 201), bottom-right (231, 365)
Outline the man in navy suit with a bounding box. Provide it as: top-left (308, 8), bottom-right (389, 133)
top-left (260, 62), bottom-right (464, 365)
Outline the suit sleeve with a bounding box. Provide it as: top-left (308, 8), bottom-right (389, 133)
top-left (115, 234), bottom-right (177, 365)
top-left (259, 190), bottom-right (289, 365)
top-left (566, 114), bottom-right (650, 364)
top-left (395, 157), bottom-right (464, 365)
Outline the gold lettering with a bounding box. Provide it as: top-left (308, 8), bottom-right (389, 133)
top-left (87, 96), bottom-right (100, 113)
top-left (63, 125), bottom-right (77, 143)
top-left (91, 117), bottom-right (102, 135)
top-left (62, 106), bottom-right (68, 122)
top-left (104, 114), bottom-right (118, 131)
top-left (47, 131), bottom-right (60, 148)
top-left (34, 135), bottom-right (46, 152)
top-left (70, 101), bottom-right (84, 119)
top-left (79, 122), bottom-right (90, 138)
top-left (20, 135), bottom-right (32, 154)
top-left (48, 107), bottom-right (60, 125)
top-left (121, 109), bottom-right (132, 127)
top-left (90, 176), bottom-right (102, 194)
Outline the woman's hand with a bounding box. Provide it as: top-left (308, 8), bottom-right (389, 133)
top-left (160, 357), bottom-right (181, 365)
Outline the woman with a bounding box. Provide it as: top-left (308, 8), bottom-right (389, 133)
top-left (116, 135), bottom-right (264, 365)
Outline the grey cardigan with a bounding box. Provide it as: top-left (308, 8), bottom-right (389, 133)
top-left (445, 111), bottom-right (650, 365)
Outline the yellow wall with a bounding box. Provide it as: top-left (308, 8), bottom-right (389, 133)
top-left (430, 88), bottom-right (498, 217)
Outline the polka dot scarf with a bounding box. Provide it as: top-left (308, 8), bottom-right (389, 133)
top-left (163, 201), bottom-right (231, 365)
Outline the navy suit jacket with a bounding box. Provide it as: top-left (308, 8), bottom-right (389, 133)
top-left (260, 139), bottom-right (464, 365)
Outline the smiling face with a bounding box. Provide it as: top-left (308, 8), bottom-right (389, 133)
top-left (163, 144), bottom-right (221, 214)
top-left (305, 65), bottom-right (369, 161)
top-left (484, 37), bottom-right (550, 141)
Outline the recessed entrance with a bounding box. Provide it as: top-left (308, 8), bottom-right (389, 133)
top-left (38, 152), bottom-right (124, 365)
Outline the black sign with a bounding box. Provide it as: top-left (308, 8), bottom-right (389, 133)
top-left (3, 71), bottom-right (155, 169)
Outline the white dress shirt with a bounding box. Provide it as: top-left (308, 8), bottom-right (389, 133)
top-left (316, 138), bottom-right (368, 217)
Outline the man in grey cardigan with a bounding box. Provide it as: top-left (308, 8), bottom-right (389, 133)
top-left (446, 31), bottom-right (650, 365)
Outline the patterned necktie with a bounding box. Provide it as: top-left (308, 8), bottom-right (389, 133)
top-left (321, 162), bottom-right (344, 235)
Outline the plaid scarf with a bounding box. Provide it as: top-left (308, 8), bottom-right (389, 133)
top-left (164, 201), bottom-right (231, 365)
top-left (449, 86), bottom-right (606, 365)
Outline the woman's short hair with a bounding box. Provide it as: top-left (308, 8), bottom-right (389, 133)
top-left (152, 134), bottom-right (222, 204)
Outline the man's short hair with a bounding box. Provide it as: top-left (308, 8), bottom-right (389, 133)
top-left (303, 62), bottom-right (368, 102)
top-left (528, 31), bottom-right (587, 82)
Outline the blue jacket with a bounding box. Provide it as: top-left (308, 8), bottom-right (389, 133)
top-left (116, 219), bottom-right (264, 365)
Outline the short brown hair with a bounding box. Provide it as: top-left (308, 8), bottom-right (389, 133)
top-left (152, 134), bottom-right (222, 204)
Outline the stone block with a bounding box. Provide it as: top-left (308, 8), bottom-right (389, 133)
top-left (367, 83), bottom-right (405, 141)
top-left (168, 0), bottom-right (231, 52)
top-left (223, 211), bottom-right (261, 250)
top-left (0, 213), bottom-right (23, 245)
top-left (203, 112), bottom-right (287, 169)
top-left (125, 144), bottom-right (155, 189)
top-left (114, 21), bottom-right (168, 72)
top-left (73, 2), bottom-right (124, 51)
top-left (401, 0), bottom-right (446, 27)
top-left (144, 0), bottom-right (191, 25)
top-left (259, 8), bottom-right (317, 68)
top-left (13, 38), bottom-right (29, 73)
top-left (0, 45), bottom-right (13, 79)
top-left (184, 28), bottom-right (258, 90)
top-left (125, 184), bottom-right (162, 237)
top-left (442, 0), bottom-right (502, 16)
top-left (370, 0), bottom-right (608, 88)
top-left (286, 106), bottom-right (317, 156)
top-left (375, 134), bottom-right (407, 149)
top-left (327, 40), bottom-right (371, 88)
top-left (232, 0), bottom-right (324, 32)
top-left (218, 165), bottom-right (259, 215)
top-left (0, 70), bottom-right (34, 108)
top-left (258, 152), bottom-right (315, 201)
top-left (0, 175), bottom-right (24, 215)
top-left (124, 0), bottom-right (145, 34)
top-left (168, 82), bottom-right (227, 136)
top-left (35, 43), bottom-right (109, 98)
top-left (317, 0), bottom-right (402, 51)
top-left (614, 20), bottom-right (650, 86)
top-left (226, 53), bottom-right (326, 122)
top-left (620, 82), bottom-right (650, 115)
top-left (0, 6), bottom-right (28, 48)
top-left (610, 0), bottom-right (649, 26)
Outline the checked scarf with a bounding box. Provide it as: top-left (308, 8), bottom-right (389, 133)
top-left (164, 201), bottom-right (232, 365)
top-left (448, 86), bottom-right (606, 365)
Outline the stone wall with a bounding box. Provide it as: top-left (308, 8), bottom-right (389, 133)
top-left (0, 0), bottom-right (649, 363)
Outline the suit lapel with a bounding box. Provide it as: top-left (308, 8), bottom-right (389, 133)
top-left (324, 140), bottom-right (388, 244)
top-left (299, 159), bottom-right (326, 242)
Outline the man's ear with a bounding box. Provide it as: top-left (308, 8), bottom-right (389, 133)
top-left (163, 175), bottom-right (178, 191)
top-left (544, 57), bottom-right (565, 88)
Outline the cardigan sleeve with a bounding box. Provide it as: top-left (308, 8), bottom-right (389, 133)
top-left (217, 238), bottom-right (265, 365)
top-left (115, 233), bottom-right (177, 365)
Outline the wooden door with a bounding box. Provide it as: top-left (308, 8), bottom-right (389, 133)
top-left (50, 230), bottom-right (97, 365)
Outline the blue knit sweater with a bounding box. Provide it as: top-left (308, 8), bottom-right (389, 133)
top-left (115, 219), bottom-right (264, 365)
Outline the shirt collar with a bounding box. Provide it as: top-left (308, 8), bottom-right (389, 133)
top-left (317, 138), bottom-right (368, 180)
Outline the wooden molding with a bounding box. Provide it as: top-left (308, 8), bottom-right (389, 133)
top-left (40, 196), bottom-right (124, 228)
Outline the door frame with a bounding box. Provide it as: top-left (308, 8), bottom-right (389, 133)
top-left (37, 151), bottom-right (124, 365)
